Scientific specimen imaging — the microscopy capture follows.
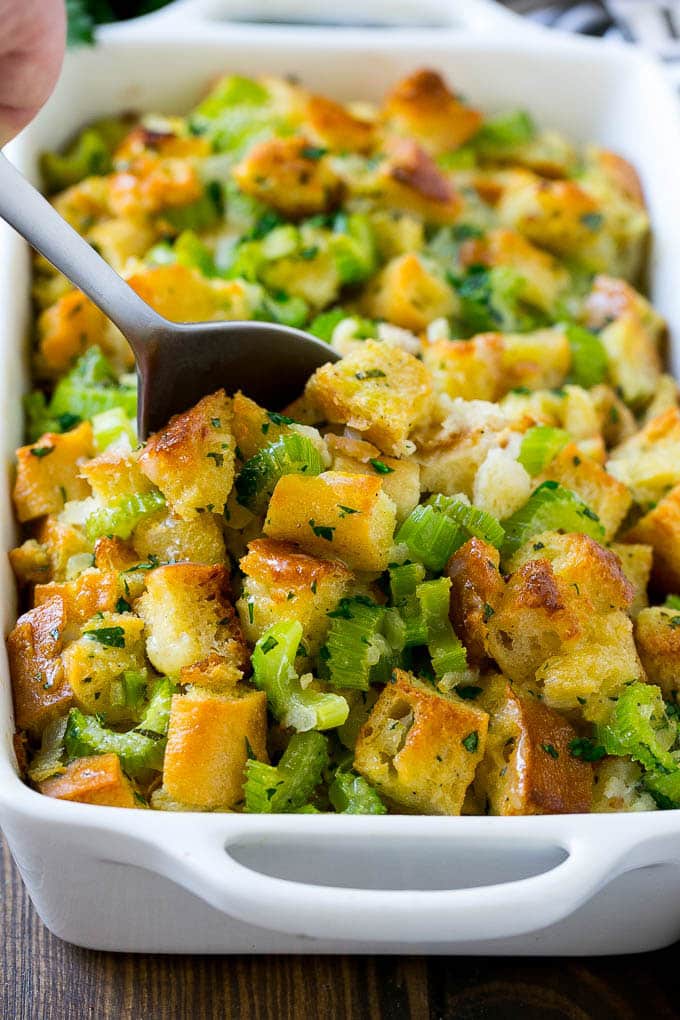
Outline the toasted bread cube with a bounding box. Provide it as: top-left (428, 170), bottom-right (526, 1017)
top-left (162, 688), bottom-right (268, 809)
top-left (610, 543), bottom-right (652, 618)
top-left (626, 485), bottom-right (680, 590)
top-left (39, 753), bottom-right (136, 808)
top-left (367, 139), bottom-right (462, 225)
top-left (94, 536), bottom-right (140, 572)
top-left (592, 757), bottom-right (657, 813)
top-left (139, 390), bottom-right (235, 519)
top-left (237, 538), bottom-right (353, 653)
top-left (538, 443), bottom-right (632, 541)
top-left (233, 136), bottom-right (342, 218)
top-left (361, 253), bottom-right (456, 333)
top-left (501, 328), bottom-right (571, 393)
top-left (600, 314), bottom-right (661, 407)
top-left (305, 94), bottom-right (376, 153)
top-left (87, 217), bottom-right (158, 274)
top-left (9, 540), bottom-right (52, 587)
top-left (445, 538), bottom-right (505, 666)
top-left (635, 607), bottom-right (680, 700)
top-left (80, 450), bottom-right (153, 504)
top-left (37, 291), bottom-right (108, 377)
top-left (108, 157), bottom-right (204, 218)
top-left (475, 677), bottom-right (592, 815)
top-left (474, 230), bottom-right (569, 313)
top-left (589, 148), bottom-right (645, 207)
top-left (61, 612), bottom-right (146, 723)
top-left (608, 408), bottom-right (680, 508)
top-left (264, 471), bottom-right (396, 573)
top-left (536, 611), bottom-right (644, 723)
top-left (136, 563), bottom-right (248, 676)
top-left (13, 423), bottom-right (93, 522)
top-left (326, 434), bottom-right (420, 523)
top-left (7, 597), bottom-right (72, 734)
top-left (354, 669), bottom-right (488, 814)
top-left (232, 392), bottom-right (291, 460)
top-left (583, 275), bottom-right (665, 340)
top-left (179, 653), bottom-right (243, 693)
top-left (127, 264), bottom-right (254, 323)
top-left (383, 69), bottom-right (482, 155)
top-left (644, 374), bottom-right (680, 423)
top-left (423, 334), bottom-right (504, 402)
top-left (132, 507), bottom-right (226, 565)
top-left (497, 172), bottom-right (604, 260)
top-left (306, 340), bottom-right (432, 456)
top-left (35, 516), bottom-right (92, 581)
top-left (34, 567), bottom-right (121, 639)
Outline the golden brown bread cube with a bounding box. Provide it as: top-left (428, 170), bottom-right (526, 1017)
top-left (37, 291), bottom-right (108, 377)
top-left (9, 540), bottom-right (52, 587)
top-left (139, 390), bottom-right (235, 519)
top-left (325, 434), bottom-right (420, 524)
top-left (179, 653), bottom-right (244, 693)
top-left (382, 69), bottom-right (482, 155)
top-left (607, 408), bottom-right (680, 509)
top-left (370, 138), bottom-right (462, 225)
top-left (305, 340), bottom-right (433, 456)
top-left (132, 507), bottom-right (226, 566)
top-left (135, 563), bottom-right (248, 677)
top-left (625, 485), bottom-right (680, 591)
top-left (591, 757), bottom-right (657, 813)
top-left (423, 333), bottom-right (504, 402)
top-left (39, 753), bottom-right (136, 808)
top-left (538, 442), bottom-right (632, 541)
top-left (635, 606), bottom-right (680, 701)
top-left (34, 567), bottom-right (121, 638)
top-left (354, 670), bottom-right (488, 815)
top-left (127, 264), bottom-right (253, 323)
top-left (445, 538), bottom-right (505, 666)
top-left (500, 328), bottom-right (571, 393)
top-left (61, 612), bottom-right (147, 724)
top-left (475, 677), bottom-right (592, 815)
top-left (264, 471), bottom-right (397, 573)
top-left (583, 274), bottom-right (665, 340)
top-left (464, 229), bottom-right (569, 313)
top-left (232, 391), bottom-right (292, 461)
top-left (80, 449), bottom-right (153, 504)
top-left (7, 597), bottom-right (72, 735)
top-left (237, 538), bottom-right (353, 654)
top-left (609, 542), bottom-right (652, 618)
top-left (13, 423), bottom-right (93, 523)
top-left (233, 136), bottom-right (343, 218)
top-left (360, 252), bottom-right (456, 333)
top-left (162, 687), bottom-right (268, 809)
top-left (305, 94), bottom-right (376, 153)
top-left (600, 314), bottom-right (662, 408)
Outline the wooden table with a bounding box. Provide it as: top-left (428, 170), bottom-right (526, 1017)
top-left (3, 835), bottom-right (679, 1019)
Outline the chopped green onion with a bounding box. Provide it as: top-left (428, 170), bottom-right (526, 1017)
top-left (252, 621), bottom-right (349, 731)
top-left (501, 481), bottom-right (605, 561)
top-left (329, 770), bottom-right (386, 814)
top-left (236, 433), bottom-right (324, 513)
top-left (244, 731), bottom-right (329, 813)
top-left (416, 577), bottom-right (467, 677)
top-left (566, 324), bottom-right (608, 388)
top-left (518, 425), bottom-right (570, 476)
top-left (85, 490), bottom-right (166, 542)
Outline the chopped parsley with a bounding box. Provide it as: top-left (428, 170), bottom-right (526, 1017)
top-left (309, 519), bottom-right (335, 541)
top-left (541, 743), bottom-right (559, 760)
top-left (337, 504), bottom-right (359, 518)
top-left (568, 737), bottom-right (606, 762)
top-left (462, 731), bottom-right (479, 753)
top-left (30, 445), bottom-right (55, 458)
top-left (355, 369), bottom-right (386, 380)
top-left (260, 636), bottom-right (279, 654)
top-left (581, 212), bottom-right (604, 231)
top-left (267, 411), bottom-right (295, 426)
top-left (483, 603), bottom-right (495, 622)
top-left (115, 597), bottom-right (131, 614)
top-left (369, 458), bottom-right (394, 475)
top-left (301, 145), bottom-right (327, 160)
top-left (207, 451), bottom-right (224, 467)
top-left (83, 626), bottom-right (126, 648)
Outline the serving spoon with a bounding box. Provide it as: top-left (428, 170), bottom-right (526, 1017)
top-left (0, 152), bottom-right (338, 438)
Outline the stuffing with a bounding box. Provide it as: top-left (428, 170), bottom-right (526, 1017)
top-left (360, 252), bottom-right (457, 332)
top-left (132, 508), bottom-right (226, 565)
top-left (607, 408), bottom-right (680, 508)
top-left (382, 69), bottom-right (482, 155)
top-left (359, 138), bottom-right (462, 224)
top-left (264, 471), bottom-right (397, 573)
top-left (237, 538), bottom-right (353, 654)
top-left (139, 390), bottom-right (235, 519)
top-left (37, 291), bottom-right (109, 377)
top-left (591, 758), bottom-right (657, 813)
top-left (34, 567), bottom-right (121, 637)
top-left (305, 340), bottom-right (433, 456)
top-left (423, 334), bottom-right (504, 402)
top-left (127, 264), bottom-right (254, 323)
top-left (305, 93), bottom-right (376, 153)
top-left (135, 563), bottom-right (248, 677)
top-left (475, 676), bottom-right (592, 814)
top-left (463, 229), bottom-right (569, 313)
top-left (354, 669), bottom-right (488, 814)
top-left (13, 423), bottom-right (93, 522)
top-left (233, 136), bottom-right (343, 218)
top-left (609, 543), bottom-right (652, 618)
top-left (162, 687), bottom-right (268, 809)
top-left (61, 612), bottom-right (147, 723)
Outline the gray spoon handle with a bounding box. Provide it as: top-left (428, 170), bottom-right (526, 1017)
top-left (0, 151), bottom-right (164, 345)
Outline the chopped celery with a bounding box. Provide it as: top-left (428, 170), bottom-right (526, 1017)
top-left (329, 214), bottom-right (376, 284)
top-left (258, 291), bottom-right (309, 329)
top-left (427, 495), bottom-right (505, 549)
top-left (644, 769), bottom-right (680, 808)
top-left (27, 716), bottom-right (68, 783)
top-left (389, 562), bottom-right (426, 605)
top-left (308, 307), bottom-right (347, 342)
top-left (41, 127), bottom-right (111, 193)
top-left (518, 425), bottom-right (570, 476)
top-left (566, 324), bottom-right (608, 388)
top-left (260, 224), bottom-right (299, 260)
top-left (146, 241), bottom-right (176, 267)
top-left (64, 678), bottom-right (174, 778)
top-left (329, 770), bottom-right (386, 814)
top-left (123, 670), bottom-right (150, 717)
top-left (85, 490), bottom-right (166, 542)
top-left (193, 75), bottom-right (269, 119)
top-left (597, 682), bottom-right (678, 773)
top-left (396, 504), bottom-right (466, 572)
top-left (50, 347), bottom-right (137, 422)
top-left (92, 407), bottom-right (136, 452)
top-left (174, 230), bottom-right (217, 277)
top-left (252, 621), bottom-right (349, 731)
top-left (501, 481), bottom-right (605, 561)
top-left (244, 731), bottom-right (329, 813)
top-left (162, 188), bottom-right (223, 232)
top-left (452, 265), bottom-right (537, 336)
top-left (437, 147), bottom-right (477, 170)
top-left (473, 110), bottom-right (536, 151)
top-left (235, 433), bottom-right (325, 513)
top-left (322, 597), bottom-right (395, 692)
top-left (665, 595), bottom-right (680, 611)
top-left (416, 577), bottom-right (467, 677)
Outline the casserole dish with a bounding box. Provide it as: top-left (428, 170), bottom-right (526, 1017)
top-left (3, 0), bottom-right (680, 955)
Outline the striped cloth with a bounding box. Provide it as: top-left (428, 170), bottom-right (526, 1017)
top-left (505, 0), bottom-right (680, 82)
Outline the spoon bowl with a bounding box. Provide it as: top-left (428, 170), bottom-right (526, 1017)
top-left (0, 152), bottom-right (338, 438)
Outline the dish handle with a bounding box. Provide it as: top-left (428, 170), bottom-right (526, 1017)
top-left (98, 0), bottom-right (543, 36)
top-left (149, 821), bottom-right (638, 943)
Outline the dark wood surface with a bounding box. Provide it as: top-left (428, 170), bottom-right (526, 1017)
top-left (2, 834), bottom-right (680, 1020)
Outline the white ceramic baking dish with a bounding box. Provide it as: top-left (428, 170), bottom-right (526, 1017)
top-left (3, 0), bottom-right (680, 955)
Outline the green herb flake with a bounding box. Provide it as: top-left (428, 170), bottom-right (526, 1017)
top-left (581, 212), bottom-right (604, 231)
top-left (568, 737), bottom-right (606, 762)
top-left (457, 685), bottom-right (483, 701)
top-left (541, 743), bottom-right (559, 759)
top-left (115, 597), bottom-right (131, 614)
top-left (207, 451), bottom-right (224, 467)
top-left (483, 603), bottom-right (495, 622)
top-left (83, 626), bottom-right (126, 649)
top-left (355, 369), bottom-right (386, 380)
top-left (369, 458), bottom-right (394, 475)
top-left (261, 636), bottom-right (279, 654)
top-left (247, 598), bottom-right (255, 624)
top-left (338, 504), bottom-right (360, 519)
top-left (309, 519), bottom-right (335, 541)
top-left (30, 445), bottom-right (55, 458)
top-left (267, 411), bottom-right (295, 426)
top-left (211, 418), bottom-right (221, 428)
top-left (462, 731), bottom-right (479, 753)
top-left (301, 146), bottom-right (328, 160)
